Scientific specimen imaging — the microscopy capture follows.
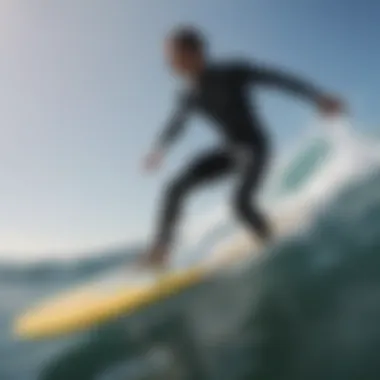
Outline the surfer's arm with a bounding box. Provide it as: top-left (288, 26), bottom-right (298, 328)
top-left (154, 93), bottom-right (193, 152)
top-left (231, 60), bottom-right (322, 103)
top-left (234, 61), bottom-right (343, 114)
top-left (251, 64), bottom-right (323, 102)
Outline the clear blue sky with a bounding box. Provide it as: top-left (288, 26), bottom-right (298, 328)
top-left (0, 0), bottom-right (379, 256)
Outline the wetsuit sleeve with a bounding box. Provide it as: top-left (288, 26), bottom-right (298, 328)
top-left (238, 62), bottom-right (323, 103)
top-left (154, 93), bottom-right (193, 151)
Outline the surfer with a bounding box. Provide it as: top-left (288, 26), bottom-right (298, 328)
top-left (142, 25), bottom-right (344, 267)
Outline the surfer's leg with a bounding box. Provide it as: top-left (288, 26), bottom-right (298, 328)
top-left (232, 144), bottom-right (272, 242)
top-left (152, 148), bottom-right (234, 253)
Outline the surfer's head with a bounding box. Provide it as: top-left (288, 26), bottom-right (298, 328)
top-left (165, 25), bottom-right (207, 79)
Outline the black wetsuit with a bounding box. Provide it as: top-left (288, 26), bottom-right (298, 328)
top-left (153, 60), bottom-right (322, 248)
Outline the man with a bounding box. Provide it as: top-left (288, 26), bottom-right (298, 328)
top-left (142, 26), bottom-right (343, 267)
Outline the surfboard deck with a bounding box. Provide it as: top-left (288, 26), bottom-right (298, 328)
top-left (13, 265), bottom-right (208, 340)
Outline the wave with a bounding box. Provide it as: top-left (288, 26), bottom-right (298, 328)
top-left (34, 166), bottom-right (380, 380)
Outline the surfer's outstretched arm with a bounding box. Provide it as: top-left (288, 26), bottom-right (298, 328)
top-left (251, 64), bottom-right (323, 102)
top-left (154, 93), bottom-right (193, 152)
top-left (236, 61), bottom-right (343, 113)
top-left (143, 93), bottom-right (194, 171)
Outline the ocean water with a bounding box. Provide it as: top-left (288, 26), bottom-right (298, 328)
top-left (3, 121), bottom-right (380, 380)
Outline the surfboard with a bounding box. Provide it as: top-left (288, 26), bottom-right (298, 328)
top-left (12, 227), bottom-right (278, 341)
top-left (13, 194), bottom-right (316, 341)
top-left (13, 265), bottom-right (208, 340)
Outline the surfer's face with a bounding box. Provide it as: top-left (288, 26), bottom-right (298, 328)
top-left (165, 38), bottom-right (204, 78)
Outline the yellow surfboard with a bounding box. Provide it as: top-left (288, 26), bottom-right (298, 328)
top-left (13, 204), bottom-right (307, 341)
top-left (14, 265), bottom-right (207, 340)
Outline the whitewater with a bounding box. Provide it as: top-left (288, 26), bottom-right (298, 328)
top-left (182, 118), bottom-right (380, 268)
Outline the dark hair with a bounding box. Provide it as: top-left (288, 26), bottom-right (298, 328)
top-left (169, 25), bottom-right (206, 53)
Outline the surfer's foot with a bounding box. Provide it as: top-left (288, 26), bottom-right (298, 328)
top-left (141, 243), bottom-right (169, 269)
top-left (263, 217), bottom-right (274, 238)
top-left (254, 224), bottom-right (273, 249)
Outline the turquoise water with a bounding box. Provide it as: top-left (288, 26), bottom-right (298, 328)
top-left (3, 127), bottom-right (380, 380)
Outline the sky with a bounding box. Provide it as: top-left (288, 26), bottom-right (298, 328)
top-left (0, 0), bottom-right (379, 257)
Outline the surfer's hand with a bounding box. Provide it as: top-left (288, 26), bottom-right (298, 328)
top-left (143, 149), bottom-right (164, 173)
top-left (317, 95), bottom-right (345, 116)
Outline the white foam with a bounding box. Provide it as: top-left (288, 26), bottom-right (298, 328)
top-left (194, 118), bottom-right (380, 266)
